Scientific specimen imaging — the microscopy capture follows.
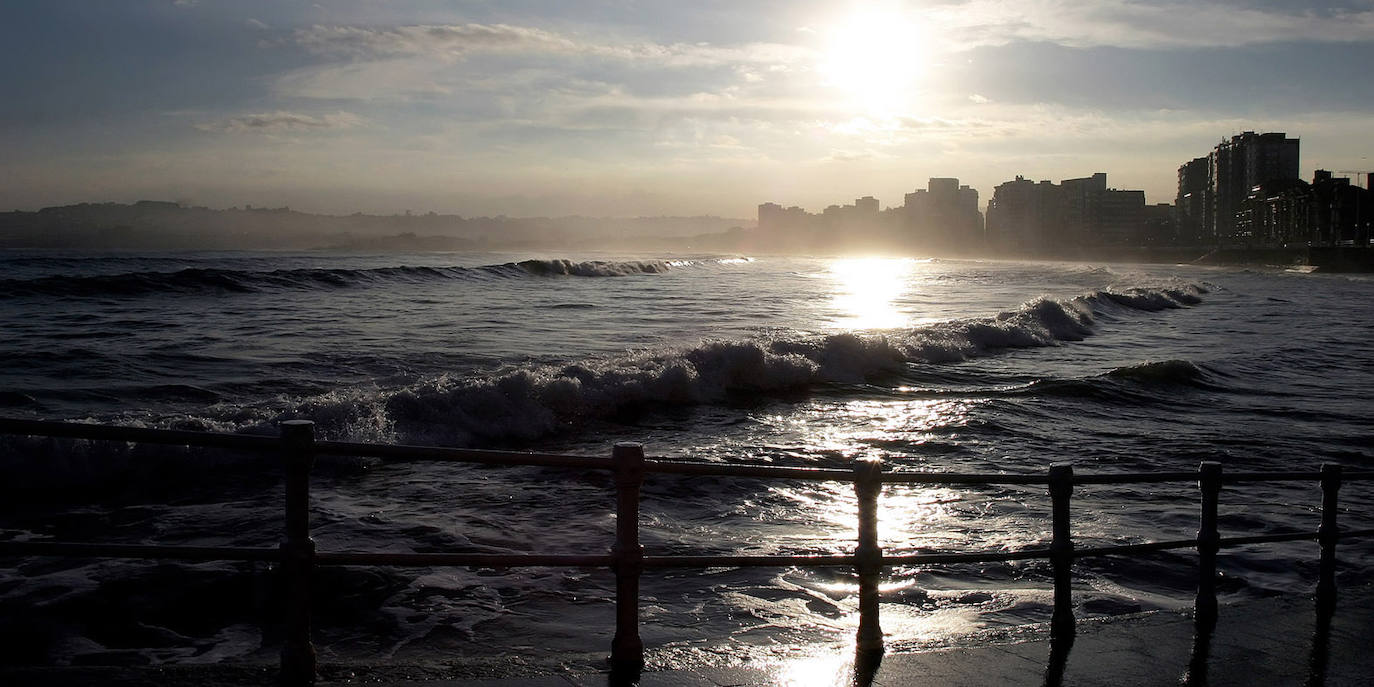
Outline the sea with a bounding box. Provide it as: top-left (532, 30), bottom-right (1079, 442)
top-left (0, 251), bottom-right (1370, 673)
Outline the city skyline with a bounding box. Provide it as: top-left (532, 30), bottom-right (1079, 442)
top-left (3, 1), bottom-right (1374, 218)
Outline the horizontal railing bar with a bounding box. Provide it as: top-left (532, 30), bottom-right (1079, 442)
top-left (315, 552), bottom-right (612, 567)
top-left (0, 540), bottom-right (280, 562)
top-left (644, 554), bottom-right (855, 567)
top-left (1075, 538), bottom-right (1199, 557)
top-left (883, 472), bottom-right (1048, 485)
top-left (9, 531), bottom-right (1374, 569)
top-left (644, 459), bottom-right (855, 481)
top-left (0, 418), bottom-right (277, 451)
top-left (316, 439), bottom-right (614, 470)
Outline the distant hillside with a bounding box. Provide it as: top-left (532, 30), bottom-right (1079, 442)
top-left (0, 201), bottom-right (753, 252)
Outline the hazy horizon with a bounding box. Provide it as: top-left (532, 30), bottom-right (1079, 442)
top-left (4, 1), bottom-right (1373, 217)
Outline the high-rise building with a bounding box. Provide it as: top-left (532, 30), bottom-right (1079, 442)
top-left (1206, 132), bottom-right (1299, 240)
top-left (986, 176), bottom-right (1061, 253)
top-left (1060, 173), bottom-right (1107, 245)
top-left (987, 172), bottom-right (1148, 251)
top-left (901, 178), bottom-right (983, 252)
top-left (1176, 156), bottom-right (1210, 241)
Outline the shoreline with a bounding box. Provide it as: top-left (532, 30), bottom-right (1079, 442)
top-left (982, 245), bottom-right (1374, 272)
top-left (3, 584), bottom-right (1370, 685)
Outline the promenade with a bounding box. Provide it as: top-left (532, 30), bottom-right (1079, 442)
top-left (3, 584), bottom-right (1370, 687)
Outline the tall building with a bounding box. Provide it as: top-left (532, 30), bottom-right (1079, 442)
top-left (901, 178), bottom-right (983, 252)
top-left (1176, 156), bottom-right (1210, 242)
top-left (986, 172), bottom-right (1148, 252)
top-left (1207, 132), bottom-right (1299, 240)
top-left (1060, 173), bottom-right (1108, 245)
top-left (1238, 170), bottom-right (1373, 246)
top-left (985, 176), bottom-right (1061, 253)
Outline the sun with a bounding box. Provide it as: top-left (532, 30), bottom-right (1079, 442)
top-left (817, 8), bottom-right (929, 117)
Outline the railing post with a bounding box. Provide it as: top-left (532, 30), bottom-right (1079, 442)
top-left (1196, 461), bottom-right (1222, 626)
top-left (853, 458), bottom-right (884, 654)
top-left (1048, 462), bottom-right (1074, 636)
top-left (610, 442), bottom-right (645, 673)
top-left (1317, 463), bottom-right (1342, 608)
top-left (279, 420), bottom-right (316, 687)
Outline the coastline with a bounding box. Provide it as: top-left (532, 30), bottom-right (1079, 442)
top-left (994, 245), bottom-right (1374, 272)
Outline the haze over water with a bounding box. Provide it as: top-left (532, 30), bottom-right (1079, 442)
top-left (1, 252), bottom-right (1370, 670)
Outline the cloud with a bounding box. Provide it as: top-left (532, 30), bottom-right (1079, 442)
top-left (246, 18), bottom-right (269, 31)
top-left (293, 23), bottom-right (579, 60)
top-left (273, 61), bottom-right (453, 100)
top-left (928, 0), bottom-right (1374, 49)
top-left (276, 23), bottom-right (813, 104)
top-left (197, 111), bottom-right (363, 133)
top-left (291, 23), bottom-right (813, 67)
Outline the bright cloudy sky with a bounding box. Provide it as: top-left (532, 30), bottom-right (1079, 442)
top-left (3, 0), bottom-right (1372, 217)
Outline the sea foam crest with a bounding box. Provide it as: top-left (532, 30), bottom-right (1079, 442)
top-left (510, 259), bottom-right (671, 277)
top-left (256, 284), bottom-right (1202, 446)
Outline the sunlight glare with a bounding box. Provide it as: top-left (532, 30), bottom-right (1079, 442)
top-left (817, 7), bottom-right (928, 117)
top-left (775, 650), bottom-right (857, 687)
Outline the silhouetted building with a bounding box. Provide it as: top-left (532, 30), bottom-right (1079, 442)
top-left (1098, 189), bottom-right (1146, 244)
top-left (757, 202), bottom-right (813, 249)
top-left (1060, 173), bottom-right (1107, 246)
top-left (1238, 170), bottom-right (1373, 246)
top-left (987, 173), bottom-right (1148, 252)
top-left (1205, 132), bottom-right (1299, 241)
top-left (901, 178), bottom-right (983, 253)
top-left (1176, 156), bottom-right (1210, 242)
top-left (1142, 203), bottom-right (1179, 245)
top-left (986, 176), bottom-right (1061, 253)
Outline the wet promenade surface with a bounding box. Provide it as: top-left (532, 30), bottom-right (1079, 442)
top-left (4, 584), bottom-right (1371, 686)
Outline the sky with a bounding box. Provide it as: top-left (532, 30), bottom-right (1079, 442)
top-left (2, 0), bottom-right (1373, 217)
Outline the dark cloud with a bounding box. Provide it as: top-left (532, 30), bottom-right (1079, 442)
top-left (198, 111), bottom-right (362, 133)
top-left (293, 23), bottom-right (576, 60)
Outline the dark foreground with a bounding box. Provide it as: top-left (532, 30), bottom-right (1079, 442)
top-left (3, 584), bottom-right (1370, 686)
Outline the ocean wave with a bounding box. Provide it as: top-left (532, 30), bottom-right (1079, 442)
top-left (1002, 359), bottom-right (1221, 404)
top-left (2, 281), bottom-right (1206, 457)
top-left (201, 283), bottom-right (1205, 446)
top-left (0, 257), bottom-right (734, 298)
top-left (1105, 359), bottom-right (1209, 386)
top-left (508, 259), bottom-right (671, 277)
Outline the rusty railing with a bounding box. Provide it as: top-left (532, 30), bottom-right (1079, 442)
top-left (0, 417), bottom-right (1371, 685)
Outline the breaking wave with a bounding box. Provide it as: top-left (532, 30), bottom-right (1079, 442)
top-left (0, 258), bottom-right (724, 298)
top-left (179, 283), bottom-right (1206, 446)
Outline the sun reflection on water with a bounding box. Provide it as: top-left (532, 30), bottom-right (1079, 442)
top-left (827, 257), bottom-right (919, 330)
top-left (735, 371), bottom-right (1032, 659)
top-left (773, 649), bottom-right (862, 687)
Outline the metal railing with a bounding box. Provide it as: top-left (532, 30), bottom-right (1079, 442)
top-left (1, 417), bottom-right (1371, 685)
